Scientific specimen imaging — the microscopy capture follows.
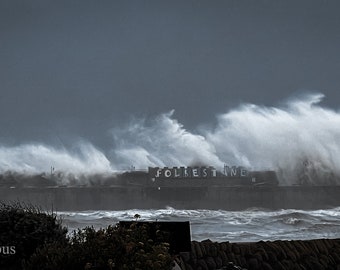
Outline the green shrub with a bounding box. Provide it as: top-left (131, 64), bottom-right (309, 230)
top-left (26, 223), bottom-right (173, 270)
top-left (0, 201), bottom-right (67, 269)
top-left (0, 202), bottom-right (173, 269)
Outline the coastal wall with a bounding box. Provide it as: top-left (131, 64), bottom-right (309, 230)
top-left (177, 238), bottom-right (340, 270)
top-left (205, 186), bottom-right (340, 210)
top-left (0, 186), bottom-right (339, 211)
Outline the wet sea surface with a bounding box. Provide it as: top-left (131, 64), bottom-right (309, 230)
top-left (58, 207), bottom-right (340, 242)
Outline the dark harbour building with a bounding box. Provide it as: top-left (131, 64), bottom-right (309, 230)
top-left (0, 165), bottom-right (339, 211)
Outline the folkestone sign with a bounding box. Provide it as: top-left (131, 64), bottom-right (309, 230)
top-left (148, 166), bottom-right (248, 179)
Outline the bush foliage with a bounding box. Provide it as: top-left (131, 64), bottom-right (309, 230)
top-left (0, 202), bottom-right (67, 269)
top-left (27, 224), bottom-right (173, 270)
top-left (0, 202), bottom-right (173, 270)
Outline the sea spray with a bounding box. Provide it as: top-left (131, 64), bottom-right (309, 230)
top-left (111, 110), bottom-right (223, 169)
top-left (0, 93), bottom-right (340, 185)
top-left (206, 93), bottom-right (340, 185)
top-left (112, 93), bottom-right (340, 185)
top-left (0, 143), bottom-right (113, 184)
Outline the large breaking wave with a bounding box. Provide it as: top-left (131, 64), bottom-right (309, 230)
top-left (1, 93), bottom-right (340, 185)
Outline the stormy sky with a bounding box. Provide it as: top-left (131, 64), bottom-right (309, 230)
top-left (1, 0), bottom-right (340, 150)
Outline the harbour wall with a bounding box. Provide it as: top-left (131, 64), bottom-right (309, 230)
top-left (0, 186), bottom-right (339, 211)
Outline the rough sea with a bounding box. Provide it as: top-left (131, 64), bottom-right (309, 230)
top-left (1, 93), bottom-right (340, 243)
top-left (58, 207), bottom-right (340, 243)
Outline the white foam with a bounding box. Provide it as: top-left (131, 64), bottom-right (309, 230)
top-left (1, 93), bottom-right (340, 185)
top-left (112, 93), bottom-right (340, 185)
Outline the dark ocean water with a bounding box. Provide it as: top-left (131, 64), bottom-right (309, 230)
top-left (58, 207), bottom-right (340, 242)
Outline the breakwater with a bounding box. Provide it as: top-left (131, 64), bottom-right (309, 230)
top-left (1, 186), bottom-right (340, 211)
top-left (177, 238), bottom-right (340, 270)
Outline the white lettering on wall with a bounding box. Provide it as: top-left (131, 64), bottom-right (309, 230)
top-left (174, 168), bottom-right (181, 177)
top-left (149, 166), bottom-right (249, 179)
top-left (164, 169), bottom-right (171, 178)
top-left (231, 167), bottom-right (237, 176)
top-left (155, 169), bottom-right (162, 178)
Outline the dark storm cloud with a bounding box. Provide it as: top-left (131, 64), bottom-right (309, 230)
top-left (1, 0), bottom-right (340, 147)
